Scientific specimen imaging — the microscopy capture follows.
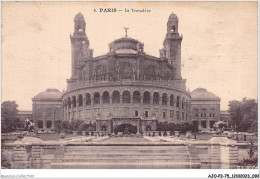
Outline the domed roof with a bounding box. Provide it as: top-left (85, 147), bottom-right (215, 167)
top-left (168, 13), bottom-right (178, 21)
top-left (113, 36), bottom-right (140, 44)
top-left (109, 36), bottom-right (143, 53)
top-left (191, 88), bottom-right (219, 100)
top-left (74, 12), bottom-right (85, 22)
top-left (35, 88), bottom-right (62, 100)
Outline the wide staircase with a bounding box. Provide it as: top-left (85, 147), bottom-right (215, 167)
top-left (50, 145), bottom-right (201, 169)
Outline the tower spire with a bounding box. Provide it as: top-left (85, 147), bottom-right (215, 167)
top-left (163, 13), bottom-right (183, 79)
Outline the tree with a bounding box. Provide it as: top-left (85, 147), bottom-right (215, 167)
top-left (228, 98), bottom-right (257, 132)
top-left (228, 100), bottom-right (243, 129)
top-left (1, 101), bottom-right (19, 133)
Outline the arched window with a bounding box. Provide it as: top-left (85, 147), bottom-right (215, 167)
top-left (186, 99), bottom-right (189, 111)
top-left (210, 108), bottom-right (215, 117)
top-left (72, 96), bottom-right (76, 107)
top-left (112, 91), bottom-right (120, 104)
top-left (119, 63), bottom-right (134, 80)
top-left (54, 108), bottom-right (62, 120)
top-left (38, 121), bottom-right (43, 128)
top-left (94, 92), bottom-right (100, 104)
top-left (103, 91), bottom-right (110, 104)
top-left (68, 97), bottom-right (71, 108)
top-left (182, 97), bottom-right (185, 109)
top-left (143, 91), bottom-right (150, 104)
top-left (162, 93), bottom-right (168, 106)
top-left (176, 111), bottom-right (180, 120)
top-left (193, 108), bottom-right (199, 118)
top-left (78, 94), bottom-right (83, 107)
top-left (153, 92), bottom-right (159, 105)
top-left (38, 108), bottom-right (44, 118)
top-left (201, 108), bottom-right (207, 118)
top-left (95, 66), bottom-right (107, 81)
top-left (122, 91), bottom-right (130, 103)
top-left (170, 95), bottom-right (174, 106)
top-left (171, 25), bottom-right (176, 32)
top-left (85, 93), bottom-right (91, 106)
top-left (176, 96), bottom-right (181, 108)
top-left (45, 108), bottom-right (52, 118)
top-left (133, 91), bottom-right (140, 103)
top-left (144, 65), bottom-right (157, 80)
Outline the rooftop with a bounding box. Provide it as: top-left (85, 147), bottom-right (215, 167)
top-left (191, 88), bottom-right (220, 100)
top-left (34, 88), bottom-right (62, 100)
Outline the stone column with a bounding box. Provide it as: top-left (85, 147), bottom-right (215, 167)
top-left (130, 94), bottom-right (133, 116)
top-left (198, 110), bottom-right (201, 129)
top-left (167, 97), bottom-right (170, 119)
top-left (83, 95), bottom-right (86, 120)
top-left (66, 100), bottom-right (70, 120)
top-left (180, 100), bottom-right (183, 120)
top-left (130, 94), bottom-right (133, 104)
top-left (109, 95), bottom-right (113, 116)
top-left (120, 94), bottom-right (122, 104)
top-left (137, 118), bottom-right (140, 134)
top-left (63, 102), bottom-right (66, 121)
top-left (91, 97), bottom-right (94, 120)
top-left (100, 95), bottom-right (103, 118)
top-left (159, 96), bottom-right (162, 106)
top-left (167, 97), bottom-right (170, 107)
top-left (140, 94), bottom-right (144, 116)
top-left (71, 98), bottom-right (74, 121)
top-left (140, 95), bottom-right (143, 105)
top-left (149, 93), bottom-right (152, 106)
top-left (207, 120), bottom-right (210, 130)
top-left (159, 96), bottom-right (162, 119)
top-left (76, 97), bottom-right (79, 120)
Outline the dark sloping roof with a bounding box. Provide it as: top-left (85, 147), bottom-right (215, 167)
top-left (191, 88), bottom-right (219, 99)
top-left (35, 88), bottom-right (62, 99)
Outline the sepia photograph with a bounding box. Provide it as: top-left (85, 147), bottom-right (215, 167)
top-left (1, 1), bottom-right (258, 178)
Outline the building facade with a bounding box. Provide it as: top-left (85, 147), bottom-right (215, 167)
top-left (61, 13), bottom-right (191, 133)
top-left (32, 88), bottom-right (63, 131)
top-left (190, 88), bottom-right (221, 131)
top-left (32, 13), bottom-right (222, 133)
top-left (17, 111), bottom-right (32, 121)
top-left (220, 111), bottom-right (231, 126)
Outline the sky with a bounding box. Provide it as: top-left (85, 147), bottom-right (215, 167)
top-left (1, 1), bottom-right (258, 111)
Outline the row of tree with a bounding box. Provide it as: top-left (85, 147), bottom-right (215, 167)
top-left (228, 98), bottom-right (258, 134)
top-left (1, 101), bottom-right (24, 133)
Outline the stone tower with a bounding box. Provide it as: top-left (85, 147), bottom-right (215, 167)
top-left (163, 13), bottom-right (183, 79)
top-left (70, 12), bottom-right (90, 78)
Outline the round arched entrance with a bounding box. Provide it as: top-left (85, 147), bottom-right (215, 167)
top-left (114, 124), bottom-right (137, 135)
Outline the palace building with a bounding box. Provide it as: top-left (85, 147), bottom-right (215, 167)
top-left (32, 13), bottom-right (221, 132)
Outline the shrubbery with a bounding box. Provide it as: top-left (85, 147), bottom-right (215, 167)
top-left (156, 122), bottom-right (198, 134)
top-left (56, 120), bottom-right (96, 134)
top-left (114, 124), bottom-right (137, 135)
top-left (1, 150), bottom-right (11, 169)
top-left (236, 121), bottom-right (252, 132)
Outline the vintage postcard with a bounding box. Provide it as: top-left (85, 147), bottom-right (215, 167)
top-left (1, 1), bottom-right (258, 179)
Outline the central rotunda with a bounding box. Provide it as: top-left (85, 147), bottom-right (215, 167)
top-left (62, 13), bottom-right (191, 134)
